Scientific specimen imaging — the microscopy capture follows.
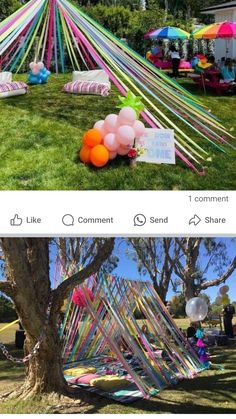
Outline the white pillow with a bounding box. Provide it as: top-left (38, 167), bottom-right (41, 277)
top-left (72, 70), bottom-right (110, 87)
top-left (0, 72), bottom-right (12, 84)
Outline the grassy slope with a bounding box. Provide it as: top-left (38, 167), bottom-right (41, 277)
top-left (0, 321), bottom-right (236, 413)
top-left (0, 75), bottom-right (235, 190)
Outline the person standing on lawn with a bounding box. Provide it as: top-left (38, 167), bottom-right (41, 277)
top-left (169, 45), bottom-right (180, 78)
top-left (223, 303), bottom-right (235, 338)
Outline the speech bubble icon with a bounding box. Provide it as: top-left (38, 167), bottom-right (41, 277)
top-left (62, 214), bottom-right (74, 226)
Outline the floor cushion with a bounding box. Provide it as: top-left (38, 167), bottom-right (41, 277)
top-left (0, 81), bottom-right (28, 99)
top-left (69, 373), bottom-right (100, 384)
top-left (72, 69), bottom-right (110, 87)
top-left (63, 80), bottom-right (110, 96)
top-left (90, 375), bottom-right (131, 391)
top-left (64, 366), bottom-right (96, 376)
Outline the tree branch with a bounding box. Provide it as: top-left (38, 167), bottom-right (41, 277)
top-left (200, 257), bottom-right (236, 290)
top-left (52, 238), bottom-right (115, 311)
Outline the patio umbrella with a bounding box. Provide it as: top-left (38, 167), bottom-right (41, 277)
top-left (193, 21), bottom-right (236, 57)
top-left (192, 21), bottom-right (236, 39)
top-left (144, 26), bottom-right (190, 40)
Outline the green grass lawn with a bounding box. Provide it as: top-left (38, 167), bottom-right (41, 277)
top-left (0, 321), bottom-right (236, 413)
top-left (0, 74), bottom-right (236, 190)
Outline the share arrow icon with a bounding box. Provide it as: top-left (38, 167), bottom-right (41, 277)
top-left (189, 214), bottom-right (201, 226)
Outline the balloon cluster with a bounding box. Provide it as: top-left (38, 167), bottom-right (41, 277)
top-left (191, 54), bottom-right (212, 73)
top-left (215, 285), bottom-right (230, 306)
top-left (72, 287), bottom-right (94, 308)
top-left (146, 46), bottom-right (162, 65)
top-left (195, 329), bottom-right (210, 368)
top-left (28, 62), bottom-right (51, 85)
top-left (79, 106), bottom-right (146, 168)
top-left (185, 297), bottom-right (208, 322)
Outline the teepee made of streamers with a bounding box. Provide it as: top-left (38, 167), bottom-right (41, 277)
top-left (0, 0), bottom-right (234, 173)
top-left (61, 274), bottom-right (203, 399)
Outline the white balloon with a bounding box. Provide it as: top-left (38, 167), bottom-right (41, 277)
top-left (37, 61), bottom-right (45, 70)
top-left (185, 297), bottom-right (208, 322)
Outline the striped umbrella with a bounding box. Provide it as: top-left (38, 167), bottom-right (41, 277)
top-left (193, 21), bottom-right (236, 39)
top-left (193, 21), bottom-right (236, 58)
top-left (145, 26), bottom-right (190, 40)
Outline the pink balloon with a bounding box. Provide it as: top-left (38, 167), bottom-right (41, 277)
top-left (109, 151), bottom-right (117, 160)
top-left (118, 107), bottom-right (137, 126)
top-left (93, 120), bottom-right (107, 138)
top-left (32, 64), bottom-right (40, 75)
top-left (117, 145), bottom-right (130, 156)
top-left (133, 120), bottom-right (146, 138)
top-left (72, 287), bottom-right (94, 308)
top-left (117, 125), bottom-right (135, 146)
top-left (29, 62), bottom-right (35, 70)
top-left (94, 120), bottom-right (104, 131)
top-left (104, 114), bottom-right (118, 133)
top-left (104, 133), bottom-right (119, 151)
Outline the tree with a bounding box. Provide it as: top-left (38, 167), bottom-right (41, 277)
top-left (170, 238), bottom-right (236, 300)
top-left (55, 238), bottom-right (118, 276)
top-left (128, 238), bottom-right (236, 303)
top-left (128, 238), bottom-right (180, 301)
top-left (0, 0), bottom-right (21, 21)
top-left (0, 238), bottom-right (115, 399)
top-left (170, 294), bottom-right (186, 318)
top-left (157, 0), bottom-right (229, 21)
top-left (0, 295), bottom-right (17, 322)
top-left (84, 5), bottom-right (132, 38)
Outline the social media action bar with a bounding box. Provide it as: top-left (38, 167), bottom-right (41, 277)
top-left (0, 191), bottom-right (235, 236)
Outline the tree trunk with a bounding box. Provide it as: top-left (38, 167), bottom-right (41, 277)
top-left (184, 279), bottom-right (197, 301)
top-left (152, 276), bottom-right (167, 302)
top-left (0, 237), bottom-right (115, 400)
top-left (164, 0), bottom-right (168, 22)
top-left (20, 322), bottom-right (67, 398)
top-left (0, 238), bottom-right (67, 399)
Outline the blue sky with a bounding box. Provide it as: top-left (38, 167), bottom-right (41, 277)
top-left (49, 238), bottom-right (236, 303)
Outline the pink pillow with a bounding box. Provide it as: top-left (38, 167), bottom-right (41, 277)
top-left (179, 60), bottom-right (191, 69)
top-left (69, 373), bottom-right (100, 385)
top-left (63, 81), bottom-right (110, 96)
top-left (0, 81), bottom-right (28, 93)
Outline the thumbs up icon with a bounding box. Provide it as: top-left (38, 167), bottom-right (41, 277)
top-left (10, 214), bottom-right (23, 226)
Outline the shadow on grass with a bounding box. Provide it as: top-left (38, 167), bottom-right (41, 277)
top-left (0, 345), bottom-right (25, 381)
top-left (80, 392), bottom-right (236, 414)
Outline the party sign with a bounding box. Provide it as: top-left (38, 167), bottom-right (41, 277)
top-left (136, 129), bottom-right (175, 164)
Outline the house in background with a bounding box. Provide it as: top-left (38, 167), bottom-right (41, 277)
top-left (201, 1), bottom-right (236, 60)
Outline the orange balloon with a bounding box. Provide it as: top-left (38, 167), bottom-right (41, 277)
top-left (84, 129), bottom-right (102, 148)
top-left (79, 145), bottom-right (91, 164)
top-left (90, 145), bottom-right (109, 167)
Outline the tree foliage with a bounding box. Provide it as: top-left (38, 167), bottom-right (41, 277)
top-left (128, 238), bottom-right (236, 302)
top-left (170, 238), bottom-right (236, 300)
top-left (170, 294), bottom-right (186, 318)
top-left (0, 295), bottom-right (17, 322)
top-left (84, 4), bottom-right (133, 38)
top-left (0, 0), bottom-right (21, 21)
top-left (149, 0), bottom-right (229, 21)
top-left (128, 238), bottom-right (180, 300)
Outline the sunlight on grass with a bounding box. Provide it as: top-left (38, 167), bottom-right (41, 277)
top-left (0, 321), bottom-right (235, 414)
top-left (0, 75), bottom-right (235, 190)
